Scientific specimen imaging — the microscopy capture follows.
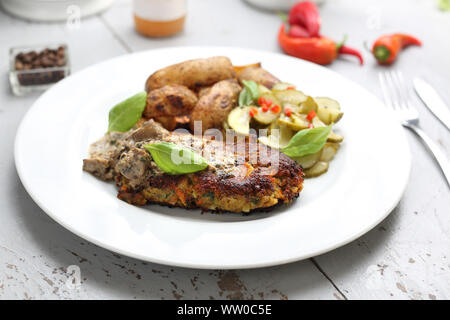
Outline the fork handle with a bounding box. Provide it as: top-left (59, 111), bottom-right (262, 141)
top-left (403, 122), bottom-right (450, 187)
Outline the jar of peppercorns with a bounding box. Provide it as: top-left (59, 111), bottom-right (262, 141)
top-left (9, 44), bottom-right (70, 96)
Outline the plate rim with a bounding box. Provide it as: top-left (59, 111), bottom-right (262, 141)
top-left (14, 46), bottom-right (411, 269)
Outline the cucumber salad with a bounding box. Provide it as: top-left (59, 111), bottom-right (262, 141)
top-left (226, 81), bottom-right (344, 177)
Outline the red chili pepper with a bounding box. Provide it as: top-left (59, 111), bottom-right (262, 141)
top-left (372, 33), bottom-right (422, 65)
top-left (278, 24), bottom-right (337, 65)
top-left (249, 107), bottom-right (258, 117)
top-left (258, 97), bottom-right (266, 106)
top-left (288, 24), bottom-right (311, 38)
top-left (261, 106), bottom-right (269, 112)
top-left (288, 1), bottom-right (321, 37)
top-left (270, 105), bottom-right (281, 113)
top-left (308, 123), bottom-right (314, 129)
top-left (265, 99), bottom-right (273, 107)
top-left (285, 107), bottom-right (292, 117)
top-left (279, 25), bottom-right (364, 65)
top-left (339, 45), bottom-right (364, 65)
top-left (286, 86), bottom-right (296, 90)
top-left (306, 110), bottom-right (316, 122)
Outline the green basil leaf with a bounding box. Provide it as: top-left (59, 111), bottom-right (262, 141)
top-left (242, 80), bottom-right (260, 100)
top-left (239, 80), bottom-right (260, 106)
top-left (282, 125), bottom-right (332, 158)
top-left (144, 142), bottom-right (208, 175)
top-left (108, 92), bottom-right (147, 132)
top-left (239, 87), bottom-right (252, 106)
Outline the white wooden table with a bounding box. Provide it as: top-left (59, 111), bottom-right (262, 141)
top-left (1, 0), bottom-right (449, 300)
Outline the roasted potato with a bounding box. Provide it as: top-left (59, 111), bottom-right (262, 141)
top-left (238, 66), bottom-right (280, 89)
top-left (144, 84), bottom-right (198, 119)
top-left (153, 116), bottom-right (178, 131)
top-left (190, 79), bottom-right (241, 133)
top-left (145, 56), bottom-right (236, 92)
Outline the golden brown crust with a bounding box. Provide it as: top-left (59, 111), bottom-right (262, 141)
top-left (144, 84), bottom-right (198, 119)
top-left (238, 66), bottom-right (280, 89)
top-left (116, 144), bottom-right (304, 213)
top-left (189, 79), bottom-right (241, 133)
top-left (145, 56), bottom-right (236, 92)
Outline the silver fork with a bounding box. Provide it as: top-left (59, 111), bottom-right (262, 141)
top-left (379, 70), bottom-right (450, 187)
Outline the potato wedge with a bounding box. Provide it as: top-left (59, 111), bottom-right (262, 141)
top-left (314, 97), bottom-right (344, 125)
top-left (153, 116), bottom-right (177, 131)
top-left (145, 56), bottom-right (236, 92)
top-left (144, 84), bottom-right (198, 119)
top-left (238, 66), bottom-right (280, 89)
top-left (190, 79), bottom-right (241, 133)
top-left (304, 161), bottom-right (329, 177)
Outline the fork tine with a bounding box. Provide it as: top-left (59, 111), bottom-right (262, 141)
top-left (378, 72), bottom-right (394, 109)
top-left (390, 70), bottom-right (408, 110)
top-left (394, 70), bottom-right (412, 110)
top-left (384, 71), bottom-right (402, 110)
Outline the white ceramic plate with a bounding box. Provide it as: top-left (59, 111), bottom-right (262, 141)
top-left (15, 47), bottom-right (411, 269)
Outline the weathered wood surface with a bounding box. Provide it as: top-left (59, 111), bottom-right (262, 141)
top-left (0, 0), bottom-right (449, 299)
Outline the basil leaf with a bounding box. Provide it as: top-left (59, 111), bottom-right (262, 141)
top-left (108, 92), bottom-right (147, 132)
top-left (239, 80), bottom-right (260, 106)
top-left (239, 87), bottom-right (252, 106)
top-left (282, 125), bottom-right (332, 158)
top-left (144, 142), bottom-right (208, 175)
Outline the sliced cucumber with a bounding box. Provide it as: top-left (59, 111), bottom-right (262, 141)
top-left (273, 89), bottom-right (308, 106)
top-left (314, 97), bottom-right (344, 125)
top-left (272, 82), bottom-right (296, 91)
top-left (227, 106), bottom-right (251, 136)
top-left (278, 113), bottom-right (309, 131)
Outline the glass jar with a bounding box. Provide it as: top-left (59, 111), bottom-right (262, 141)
top-left (133, 0), bottom-right (186, 37)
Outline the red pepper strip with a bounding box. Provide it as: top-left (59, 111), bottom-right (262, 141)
top-left (270, 105), bottom-right (281, 113)
top-left (339, 45), bottom-right (364, 65)
top-left (285, 107), bottom-right (292, 117)
top-left (258, 97), bottom-right (266, 106)
top-left (306, 110), bottom-right (316, 122)
top-left (288, 1), bottom-right (321, 37)
top-left (278, 24), bottom-right (337, 65)
top-left (372, 33), bottom-right (422, 65)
